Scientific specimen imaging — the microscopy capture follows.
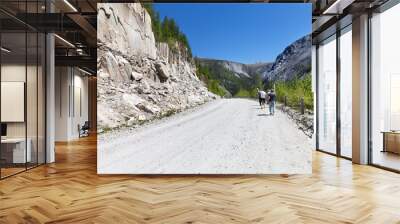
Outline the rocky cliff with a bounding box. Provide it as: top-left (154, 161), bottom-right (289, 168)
top-left (264, 35), bottom-right (311, 82)
top-left (97, 3), bottom-right (216, 132)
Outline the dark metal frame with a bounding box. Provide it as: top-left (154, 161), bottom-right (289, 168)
top-left (336, 27), bottom-right (341, 158)
top-left (367, 10), bottom-right (373, 166)
top-left (315, 44), bottom-right (319, 151)
top-left (44, 0), bottom-right (47, 166)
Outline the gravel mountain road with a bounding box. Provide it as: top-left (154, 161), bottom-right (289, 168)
top-left (98, 99), bottom-right (312, 174)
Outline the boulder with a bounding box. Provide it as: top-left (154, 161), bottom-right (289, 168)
top-left (127, 117), bottom-right (137, 126)
top-left (131, 71), bottom-right (143, 81)
top-left (155, 62), bottom-right (169, 81)
top-left (147, 95), bottom-right (158, 103)
top-left (122, 93), bottom-right (143, 107)
top-left (138, 114), bottom-right (146, 121)
top-left (97, 103), bottom-right (124, 130)
top-left (116, 55), bottom-right (132, 81)
top-left (137, 102), bottom-right (160, 114)
top-left (104, 51), bottom-right (123, 81)
top-left (136, 81), bottom-right (151, 94)
top-left (187, 95), bottom-right (203, 106)
top-left (97, 68), bottom-right (110, 79)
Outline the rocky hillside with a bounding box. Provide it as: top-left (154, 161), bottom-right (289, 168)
top-left (97, 3), bottom-right (216, 132)
top-left (196, 58), bottom-right (259, 96)
top-left (198, 58), bottom-right (272, 79)
top-left (247, 62), bottom-right (274, 77)
top-left (198, 34), bottom-right (311, 83)
top-left (264, 35), bottom-right (311, 82)
top-left (196, 35), bottom-right (310, 96)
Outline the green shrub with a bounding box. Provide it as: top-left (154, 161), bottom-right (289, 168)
top-left (234, 89), bottom-right (252, 98)
top-left (207, 79), bottom-right (226, 96)
top-left (274, 73), bottom-right (313, 110)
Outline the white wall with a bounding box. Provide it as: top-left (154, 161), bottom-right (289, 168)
top-left (55, 67), bottom-right (89, 141)
top-left (1, 65), bottom-right (26, 138)
top-left (1, 65), bottom-right (36, 138)
top-left (72, 72), bottom-right (89, 138)
top-left (55, 66), bottom-right (69, 141)
top-left (1, 62), bottom-right (46, 164)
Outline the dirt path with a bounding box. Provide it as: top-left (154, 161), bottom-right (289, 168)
top-left (98, 98), bottom-right (312, 174)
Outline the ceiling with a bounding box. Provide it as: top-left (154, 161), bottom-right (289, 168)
top-left (310, 0), bottom-right (390, 43)
top-left (0, 0), bottom-right (98, 74)
top-left (0, 0), bottom-right (394, 73)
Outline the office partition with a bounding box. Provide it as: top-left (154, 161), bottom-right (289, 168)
top-left (0, 1), bottom-right (47, 179)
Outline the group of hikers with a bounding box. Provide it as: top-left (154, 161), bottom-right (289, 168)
top-left (257, 88), bottom-right (276, 115)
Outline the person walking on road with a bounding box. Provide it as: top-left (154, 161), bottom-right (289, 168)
top-left (258, 89), bottom-right (267, 109)
top-left (268, 89), bottom-right (276, 115)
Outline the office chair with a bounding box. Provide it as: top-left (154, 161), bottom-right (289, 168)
top-left (79, 121), bottom-right (90, 138)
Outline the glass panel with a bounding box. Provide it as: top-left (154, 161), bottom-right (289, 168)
top-left (340, 26), bottom-right (352, 158)
top-left (371, 4), bottom-right (400, 171)
top-left (27, 31), bottom-right (38, 169)
top-left (38, 32), bottom-right (45, 165)
top-left (0, 1), bottom-right (46, 178)
top-left (1, 31), bottom-right (27, 177)
top-left (26, 0), bottom-right (39, 169)
top-left (318, 35), bottom-right (337, 154)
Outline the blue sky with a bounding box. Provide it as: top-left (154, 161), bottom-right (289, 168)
top-left (154, 3), bottom-right (311, 64)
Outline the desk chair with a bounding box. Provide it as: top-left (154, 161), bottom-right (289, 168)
top-left (79, 121), bottom-right (90, 138)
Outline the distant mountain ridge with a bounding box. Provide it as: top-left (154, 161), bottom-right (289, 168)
top-left (197, 34), bottom-right (311, 81)
top-left (197, 58), bottom-right (272, 79)
top-left (196, 34), bottom-right (311, 96)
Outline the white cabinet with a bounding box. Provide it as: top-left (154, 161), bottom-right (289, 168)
top-left (1, 138), bottom-right (32, 163)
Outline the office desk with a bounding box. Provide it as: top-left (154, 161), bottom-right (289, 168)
top-left (382, 131), bottom-right (400, 154)
top-left (1, 138), bottom-right (31, 163)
